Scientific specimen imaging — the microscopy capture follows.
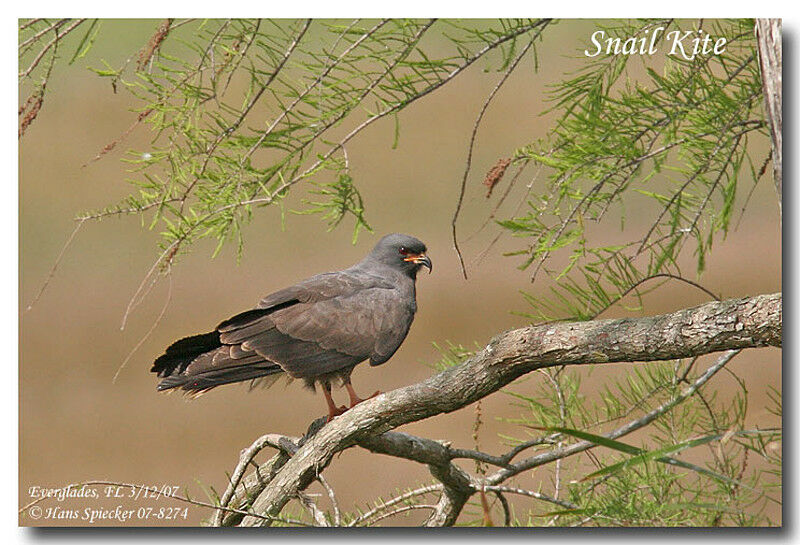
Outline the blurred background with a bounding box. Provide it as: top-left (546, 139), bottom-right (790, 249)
top-left (19, 19), bottom-right (781, 526)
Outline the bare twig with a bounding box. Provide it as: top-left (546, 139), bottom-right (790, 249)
top-left (25, 218), bottom-right (86, 312)
top-left (348, 485), bottom-right (442, 527)
top-left (120, 240), bottom-right (180, 330)
top-left (113, 270), bottom-right (172, 383)
top-left (590, 272), bottom-right (721, 320)
top-left (19, 19), bottom-right (85, 79)
top-left (492, 489), bottom-right (512, 526)
top-left (484, 485), bottom-right (577, 511)
top-left (18, 18), bottom-right (45, 33)
top-left (365, 504), bottom-right (438, 526)
top-left (486, 349), bottom-right (744, 485)
top-left (317, 474), bottom-right (340, 526)
top-left (451, 34), bottom-right (541, 279)
top-left (540, 367), bottom-right (566, 514)
top-left (18, 19), bottom-right (69, 53)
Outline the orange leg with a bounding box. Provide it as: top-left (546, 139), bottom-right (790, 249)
top-left (344, 382), bottom-right (381, 408)
top-left (322, 384), bottom-right (347, 422)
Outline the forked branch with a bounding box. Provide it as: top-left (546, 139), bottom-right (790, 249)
top-left (220, 293), bottom-right (780, 526)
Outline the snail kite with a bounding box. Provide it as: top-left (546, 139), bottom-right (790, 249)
top-left (151, 233), bottom-right (432, 421)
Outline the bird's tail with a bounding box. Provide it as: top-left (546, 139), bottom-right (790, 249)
top-left (151, 331), bottom-right (221, 378)
top-left (157, 363), bottom-right (285, 397)
top-left (151, 331), bottom-right (285, 396)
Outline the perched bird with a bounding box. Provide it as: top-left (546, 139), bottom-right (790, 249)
top-left (151, 233), bottom-right (432, 421)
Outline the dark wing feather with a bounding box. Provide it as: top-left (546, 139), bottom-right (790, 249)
top-left (151, 331), bottom-right (221, 378)
top-left (218, 270), bottom-right (413, 379)
top-left (269, 287), bottom-right (415, 368)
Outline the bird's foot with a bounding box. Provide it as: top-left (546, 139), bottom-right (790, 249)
top-left (347, 390), bottom-right (381, 408)
top-left (326, 404), bottom-right (348, 423)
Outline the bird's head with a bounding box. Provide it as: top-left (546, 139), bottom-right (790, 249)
top-left (367, 233), bottom-right (432, 277)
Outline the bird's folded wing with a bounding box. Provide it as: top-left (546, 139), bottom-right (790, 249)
top-left (216, 271), bottom-right (411, 378)
top-left (255, 271), bottom-right (394, 308)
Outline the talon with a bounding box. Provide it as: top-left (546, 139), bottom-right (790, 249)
top-left (323, 385), bottom-right (348, 422)
top-left (345, 383), bottom-right (381, 408)
top-left (326, 404), bottom-right (348, 423)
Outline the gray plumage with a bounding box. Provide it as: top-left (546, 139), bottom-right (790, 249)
top-left (151, 234), bottom-right (431, 413)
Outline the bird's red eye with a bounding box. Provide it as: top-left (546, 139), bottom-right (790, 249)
top-left (399, 247), bottom-right (409, 255)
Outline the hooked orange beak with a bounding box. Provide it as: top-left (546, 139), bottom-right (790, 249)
top-left (403, 253), bottom-right (432, 273)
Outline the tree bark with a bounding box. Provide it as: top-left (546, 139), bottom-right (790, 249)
top-left (238, 293), bottom-right (781, 526)
top-left (756, 19), bottom-right (782, 219)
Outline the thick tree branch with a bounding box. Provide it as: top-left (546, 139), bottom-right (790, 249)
top-left (236, 293), bottom-right (780, 526)
top-left (222, 347), bottom-right (745, 526)
top-left (357, 432), bottom-right (477, 526)
top-left (213, 433), bottom-right (299, 526)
